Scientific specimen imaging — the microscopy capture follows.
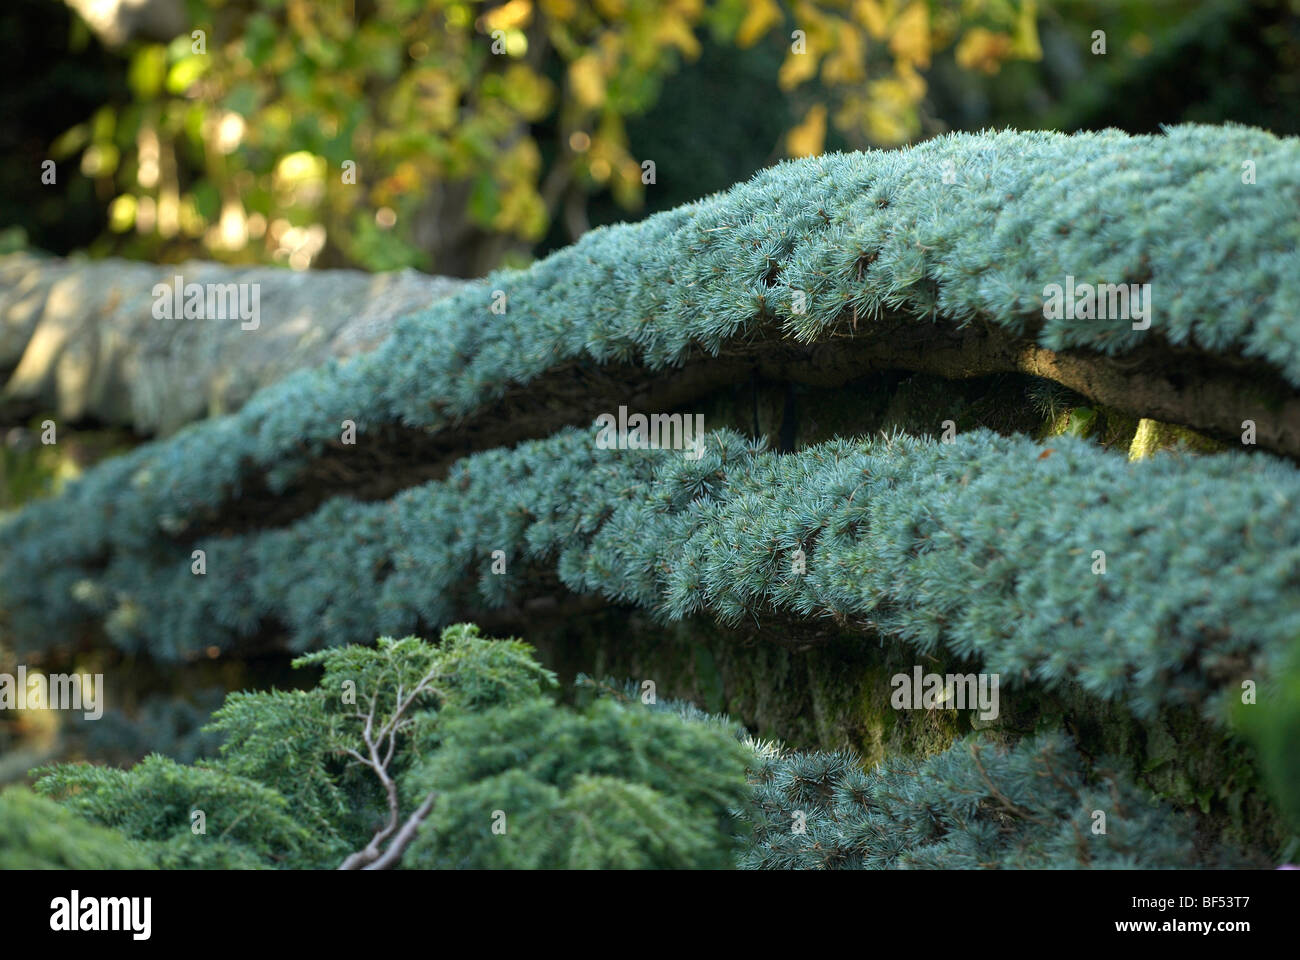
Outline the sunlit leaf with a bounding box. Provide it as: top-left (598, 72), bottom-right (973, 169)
top-left (786, 103), bottom-right (826, 157)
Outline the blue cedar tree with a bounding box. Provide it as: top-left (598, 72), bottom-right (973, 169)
top-left (2, 125), bottom-right (1298, 598)
top-left (15, 427), bottom-right (1297, 732)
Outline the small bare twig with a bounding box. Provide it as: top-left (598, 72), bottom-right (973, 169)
top-left (337, 664), bottom-right (447, 870)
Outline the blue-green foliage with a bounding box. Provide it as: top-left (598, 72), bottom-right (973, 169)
top-left (29, 425), bottom-right (1300, 726)
top-left (578, 678), bottom-right (1276, 869)
top-left (737, 732), bottom-right (1257, 869)
top-left (9, 125), bottom-right (1296, 870)
top-left (3, 124), bottom-right (1298, 619)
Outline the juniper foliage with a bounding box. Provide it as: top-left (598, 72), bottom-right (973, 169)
top-left (19, 628), bottom-right (1259, 870)
top-left (31, 626), bottom-right (753, 870)
top-left (34, 754), bottom-right (316, 868)
top-left (736, 732), bottom-right (1257, 869)
top-left (0, 786), bottom-right (154, 869)
top-left (399, 697), bottom-right (753, 869)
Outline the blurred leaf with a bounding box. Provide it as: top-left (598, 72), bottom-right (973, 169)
top-left (49, 124), bottom-right (89, 161)
top-left (468, 172), bottom-right (501, 225)
top-left (786, 103), bottom-right (826, 157)
top-left (889, 1), bottom-right (930, 69)
top-left (167, 55), bottom-right (210, 94)
top-left (956, 27), bottom-right (1013, 75)
top-left (570, 53), bottom-right (607, 109)
top-left (128, 45), bottom-right (168, 100)
top-left (736, 0), bottom-right (782, 48)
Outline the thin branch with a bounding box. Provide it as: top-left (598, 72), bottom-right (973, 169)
top-left (337, 666), bottom-right (448, 869)
top-left (362, 791), bottom-right (439, 871)
top-left (969, 743), bottom-right (1054, 827)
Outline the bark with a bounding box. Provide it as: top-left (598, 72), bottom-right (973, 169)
top-left (62, 0), bottom-right (187, 48)
top-left (0, 253), bottom-right (466, 436)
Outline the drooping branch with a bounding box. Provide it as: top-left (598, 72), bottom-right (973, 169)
top-left (7, 127), bottom-right (1300, 566)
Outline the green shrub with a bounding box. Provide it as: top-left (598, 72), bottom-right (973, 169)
top-left (22, 626), bottom-right (1264, 869)
top-left (0, 786), bottom-right (154, 869)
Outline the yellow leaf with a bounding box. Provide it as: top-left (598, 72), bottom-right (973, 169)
top-left (502, 63), bottom-right (555, 120)
top-left (108, 195), bottom-right (137, 233)
top-left (656, 14), bottom-right (701, 59)
top-left (955, 27), bottom-right (1012, 75)
top-left (778, 46), bottom-right (821, 90)
top-left (506, 138), bottom-right (543, 180)
top-left (737, 0), bottom-right (783, 48)
top-left (822, 22), bottom-right (866, 85)
top-left (569, 54), bottom-right (606, 109)
top-left (495, 180), bottom-right (547, 239)
top-left (541, 0), bottom-right (577, 20)
top-left (863, 77), bottom-right (919, 144)
top-left (852, 0), bottom-right (888, 39)
top-left (1009, 0), bottom-right (1043, 60)
top-left (889, 1), bottom-right (930, 69)
top-left (481, 0), bottom-right (533, 32)
top-left (786, 103), bottom-right (826, 158)
top-left (895, 58), bottom-right (925, 100)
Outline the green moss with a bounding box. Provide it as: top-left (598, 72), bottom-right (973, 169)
top-left (1001, 680), bottom-right (1289, 857)
top-left (526, 605), bottom-right (1286, 859)
top-left (1129, 417), bottom-right (1230, 460)
top-left (1, 417), bottom-right (137, 512)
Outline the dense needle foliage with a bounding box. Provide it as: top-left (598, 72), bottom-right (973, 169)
top-left (3, 125), bottom-right (1298, 611)
top-left (16, 626), bottom-right (1253, 869)
top-left (12, 426), bottom-right (1296, 735)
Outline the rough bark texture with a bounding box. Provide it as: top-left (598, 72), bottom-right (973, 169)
top-left (0, 253), bottom-right (467, 435)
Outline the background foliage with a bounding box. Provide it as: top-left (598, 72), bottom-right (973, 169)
top-left (16, 0), bottom-right (1298, 274)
